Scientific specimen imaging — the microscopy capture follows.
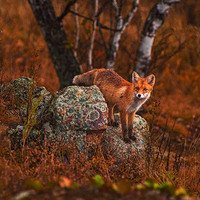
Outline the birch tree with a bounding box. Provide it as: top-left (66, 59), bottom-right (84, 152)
top-left (88, 0), bottom-right (98, 70)
top-left (135, 0), bottom-right (180, 77)
top-left (68, 0), bottom-right (140, 70)
top-left (28, 0), bottom-right (181, 87)
top-left (106, 0), bottom-right (140, 69)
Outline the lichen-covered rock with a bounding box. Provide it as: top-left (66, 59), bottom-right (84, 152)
top-left (8, 125), bottom-right (42, 149)
top-left (49, 86), bottom-right (108, 132)
top-left (8, 122), bottom-right (86, 153)
top-left (101, 114), bottom-right (149, 160)
top-left (42, 113), bottom-right (149, 158)
top-left (8, 77), bottom-right (33, 103)
top-left (43, 122), bottom-right (87, 153)
top-left (7, 77), bottom-right (52, 124)
top-left (6, 80), bottom-right (149, 161)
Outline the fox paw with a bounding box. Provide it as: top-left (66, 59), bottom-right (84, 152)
top-left (112, 121), bottom-right (119, 127)
top-left (129, 135), bottom-right (136, 141)
top-left (108, 120), bottom-right (119, 127)
top-left (124, 137), bottom-right (131, 144)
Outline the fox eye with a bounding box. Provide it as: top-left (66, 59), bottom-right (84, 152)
top-left (144, 88), bottom-right (147, 91)
top-left (135, 87), bottom-right (139, 91)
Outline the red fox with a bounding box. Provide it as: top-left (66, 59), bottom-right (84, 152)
top-left (73, 69), bottom-right (155, 143)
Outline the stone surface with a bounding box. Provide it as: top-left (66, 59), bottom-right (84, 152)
top-left (8, 125), bottom-right (42, 149)
top-left (43, 122), bottom-right (87, 153)
top-left (6, 78), bottom-right (149, 161)
top-left (7, 77), bottom-right (52, 124)
top-left (43, 112), bottom-right (149, 159)
top-left (102, 114), bottom-right (149, 160)
top-left (49, 86), bottom-right (108, 132)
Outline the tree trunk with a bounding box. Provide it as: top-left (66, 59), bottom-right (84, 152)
top-left (135, 0), bottom-right (180, 77)
top-left (28, 0), bottom-right (80, 89)
top-left (106, 0), bottom-right (139, 69)
top-left (88, 0), bottom-right (98, 70)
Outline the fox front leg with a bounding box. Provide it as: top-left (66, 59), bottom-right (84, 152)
top-left (108, 104), bottom-right (119, 127)
top-left (128, 112), bottom-right (136, 141)
top-left (120, 111), bottom-right (130, 143)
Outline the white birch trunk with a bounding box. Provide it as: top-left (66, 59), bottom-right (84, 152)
top-left (106, 0), bottom-right (139, 69)
top-left (135, 0), bottom-right (180, 77)
top-left (88, 0), bottom-right (98, 70)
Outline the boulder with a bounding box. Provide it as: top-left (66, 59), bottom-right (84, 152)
top-left (7, 77), bottom-right (52, 124)
top-left (102, 114), bottom-right (149, 160)
top-left (6, 78), bottom-right (149, 162)
top-left (43, 122), bottom-right (87, 153)
top-left (8, 125), bottom-right (42, 149)
top-left (49, 85), bottom-right (108, 132)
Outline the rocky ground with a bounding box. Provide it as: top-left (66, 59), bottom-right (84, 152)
top-left (0, 78), bottom-right (199, 200)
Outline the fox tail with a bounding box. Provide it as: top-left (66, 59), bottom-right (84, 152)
top-left (72, 69), bottom-right (97, 86)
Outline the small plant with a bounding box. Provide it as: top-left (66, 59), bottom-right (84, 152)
top-left (59, 176), bottom-right (79, 189)
top-left (136, 179), bottom-right (189, 198)
top-left (112, 179), bottom-right (132, 195)
top-left (90, 175), bottom-right (104, 189)
top-left (22, 88), bottom-right (45, 147)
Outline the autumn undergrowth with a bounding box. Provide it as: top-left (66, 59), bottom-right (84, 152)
top-left (0, 112), bottom-right (200, 199)
top-left (0, 68), bottom-right (200, 199)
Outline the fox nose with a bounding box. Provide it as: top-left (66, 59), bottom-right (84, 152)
top-left (137, 94), bottom-right (141, 98)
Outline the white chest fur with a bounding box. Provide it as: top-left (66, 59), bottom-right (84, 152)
top-left (126, 93), bottom-right (150, 114)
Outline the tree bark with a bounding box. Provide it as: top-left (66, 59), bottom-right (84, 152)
top-left (28, 0), bottom-right (80, 89)
top-left (135, 0), bottom-right (180, 77)
top-left (88, 0), bottom-right (98, 70)
top-left (106, 0), bottom-right (139, 69)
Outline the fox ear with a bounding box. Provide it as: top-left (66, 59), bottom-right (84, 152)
top-left (146, 74), bottom-right (155, 86)
top-left (132, 71), bottom-right (140, 83)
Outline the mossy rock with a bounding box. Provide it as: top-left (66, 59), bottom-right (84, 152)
top-left (7, 77), bottom-right (52, 124)
top-left (49, 85), bottom-right (108, 132)
top-left (102, 114), bottom-right (149, 160)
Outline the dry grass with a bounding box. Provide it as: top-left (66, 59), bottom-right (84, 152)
top-left (0, 86), bottom-right (199, 199)
top-left (0, 116), bottom-right (200, 199)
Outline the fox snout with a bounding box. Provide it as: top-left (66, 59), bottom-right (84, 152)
top-left (136, 93), bottom-right (150, 99)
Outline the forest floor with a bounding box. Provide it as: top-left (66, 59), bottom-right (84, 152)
top-left (0, 75), bottom-right (200, 200)
top-left (0, 94), bottom-right (200, 200)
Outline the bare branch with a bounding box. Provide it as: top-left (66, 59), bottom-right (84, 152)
top-left (58, 0), bottom-right (78, 21)
top-left (106, 0), bottom-right (140, 69)
top-left (74, 3), bottom-right (79, 59)
top-left (69, 10), bottom-right (118, 31)
top-left (88, 0), bottom-right (98, 70)
top-left (96, 1), bottom-right (109, 18)
top-left (135, 0), bottom-right (180, 77)
top-left (96, 21), bottom-right (119, 32)
top-left (69, 10), bottom-right (93, 22)
top-left (112, 0), bottom-right (120, 16)
top-left (98, 24), bottom-right (109, 58)
top-left (123, 0), bottom-right (139, 30)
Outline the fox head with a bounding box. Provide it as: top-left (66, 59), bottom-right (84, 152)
top-left (132, 71), bottom-right (155, 100)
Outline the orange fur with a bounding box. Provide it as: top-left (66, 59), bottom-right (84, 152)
top-left (73, 69), bottom-right (155, 143)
